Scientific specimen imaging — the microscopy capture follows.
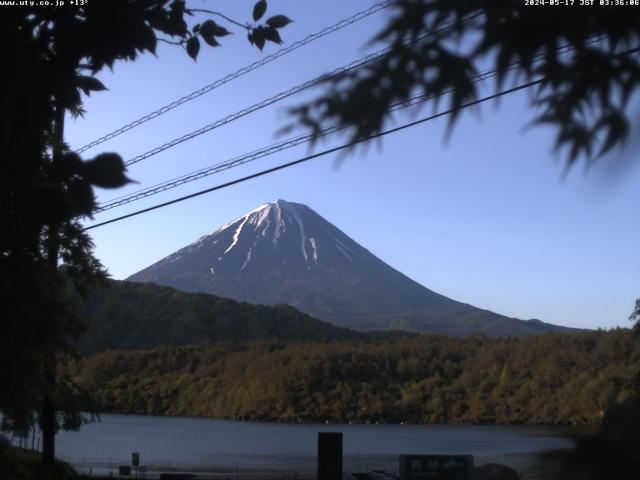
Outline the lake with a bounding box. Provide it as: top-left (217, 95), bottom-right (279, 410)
top-left (49, 413), bottom-right (575, 476)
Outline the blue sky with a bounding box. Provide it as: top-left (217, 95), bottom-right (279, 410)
top-left (66, 0), bottom-right (640, 330)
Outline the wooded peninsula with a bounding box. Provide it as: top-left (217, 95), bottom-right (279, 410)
top-left (65, 329), bottom-right (640, 425)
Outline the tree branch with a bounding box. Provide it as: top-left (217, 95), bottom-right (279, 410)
top-left (187, 8), bottom-right (248, 30)
top-left (157, 37), bottom-right (184, 46)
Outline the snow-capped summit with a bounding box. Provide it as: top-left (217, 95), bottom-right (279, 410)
top-left (128, 200), bottom-right (573, 336)
top-left (160, 199), bottom-right (363, 274)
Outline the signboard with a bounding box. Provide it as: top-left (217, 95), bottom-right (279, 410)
top-left (132, 452), bottom-right (140, 467)
top-left (318, 432), bottom-right (343, 480)
top-left (399, 454), bottom-right (473, 480)
top-left (119, 465), bottom-right (132, 476)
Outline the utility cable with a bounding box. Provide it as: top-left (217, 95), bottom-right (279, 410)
top-left (96, 37), bottom-right (601, 211)
top-left (84, 77), bottom-right (544, 231)
top-left (121, 13), bottom-right (483, 167)
top-left (76, 2), bottom-right (392, 154)
top-left (97, 69), bottom-right (499, 212)
top-left (123, 48), bottom-right (388, 166)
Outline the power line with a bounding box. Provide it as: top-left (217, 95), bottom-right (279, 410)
top-left (98, 130), bottom-right (338, 209)
top-left (122, 14), bottom-right (482, 167)
top-left (75, 1), bottom-right (392, 154)
top-left (123, 49), bottom-right (387, 166)
top-left (84, 77), bottom-right (544, 231)
top-left (97, 69), bottom-right (499, 212)
top-left (97, 37), bottom-right (599, 211)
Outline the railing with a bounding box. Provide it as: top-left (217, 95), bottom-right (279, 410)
top-left (57, 455), bottom-right (399, 479)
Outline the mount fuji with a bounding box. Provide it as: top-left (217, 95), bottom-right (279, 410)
top-left (128, 200), bottom-right (572, 336)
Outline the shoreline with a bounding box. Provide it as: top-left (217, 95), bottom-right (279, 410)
top-left (82, 410), bottom-right (599, 430)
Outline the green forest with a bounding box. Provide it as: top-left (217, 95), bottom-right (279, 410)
top-left (65, 329), bottom-right (640, 426)
top-left (76, 281), bottom-right (366, 354)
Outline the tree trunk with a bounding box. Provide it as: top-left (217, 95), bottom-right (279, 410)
top-left (41, 101), bottom-right (65, 479)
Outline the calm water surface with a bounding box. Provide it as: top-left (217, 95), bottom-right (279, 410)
top-left (55, 413), bottom-right (574, 474)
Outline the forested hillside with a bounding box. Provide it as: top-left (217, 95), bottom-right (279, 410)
top-left (66, 330), bottom-right (640, 425)
top-left (77, 280), bottom-right (365, 354)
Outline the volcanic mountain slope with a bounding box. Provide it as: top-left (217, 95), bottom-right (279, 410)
top-left (128, 200), bottom-right (574, 336)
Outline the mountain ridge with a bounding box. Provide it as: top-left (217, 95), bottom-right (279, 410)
top-left (77, 279), bottom-right (368, 355)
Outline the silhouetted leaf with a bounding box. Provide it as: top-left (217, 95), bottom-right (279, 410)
top-left (252, 26), bottom-right (266, 50)
top-left (148, 8), bottom-right (170, 31)
top-left (200, 19), bottom-right (229, 44)
top-left (285, 1), bottom-right (640, 168)
top-left (186, 36), bottom-right (200, 60)
top-left (138, 25), bottom-right (157, 54)
top-left (200, 20), bottom-right (215, 36)
top-left (253, 0), bottom-right (267, 21)
top-left (49, 153), bottom-right (82, 182)
top-left (201, 32), bottom-right (220, 47)
top-left (595, 111), bottom-right (628, 157)
top-left (200, 20), bottom-right (221, 46)
top-left (76, 76), bottom-right (107, 96)
top-left (67, 179), bottom-right (96, 217)
top-left (212, 24), bottom-right (231, 37)
top-left (266, 15), bottom-right (292, 29)
top-left (165, 7), bottom-right (188, 36)
top-left (80, 153), bottom-right (134, 189)
top-left (263, 26), bottom-right (282, 45)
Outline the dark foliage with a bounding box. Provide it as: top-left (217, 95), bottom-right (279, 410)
top-left (290, 0), bottom-right (640, 169)
top-left (66, 329), bottom-right (640, 425)
top-left (0, 443), bottom-right (76, 480)
top-left (0, 0), bottom-right (291, 433)
top-left (76, 280), bottom-right (366, 354)
top-left (630, 298), bottom-right (640, 334)
top-left (542, 393), bottom-right (640, 480)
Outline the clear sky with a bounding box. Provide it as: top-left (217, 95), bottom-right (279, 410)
top-left (66, 0), bottom-right (640, 331)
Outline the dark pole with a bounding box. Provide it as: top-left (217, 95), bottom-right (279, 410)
top-left (42, 98), bottom-right (65, 480)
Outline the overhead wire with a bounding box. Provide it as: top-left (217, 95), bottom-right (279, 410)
top-left (86, 36), bottom-right (631, 230)
top-left (87, 38), bottom-right (636, 230)
top-left (96, 37), bottom-right (604, 212)
top-left (120, 13), bottom-right (483, 168)
top-left (95, 11), bottom-right (486, 207)
top-left (84, 77), bottom-right (545, 231)
top-left (76, 1), bottom-right (393, 154)
top-left (96, 69), bottom-right (496, 212)
top-left (122, 48), bottom-right (389, 166)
